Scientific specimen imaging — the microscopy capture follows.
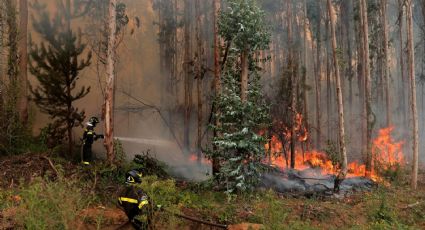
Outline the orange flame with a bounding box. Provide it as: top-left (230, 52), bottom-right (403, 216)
top-left (266, 126), bottom-right (405, 180)
top-left (189, 154), bottom-right (211, 165)
top-left (372, 126), bottom-right (404, 167)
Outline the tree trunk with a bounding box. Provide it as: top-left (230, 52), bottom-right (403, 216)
top-left (398, 0), bottom-right (407, 127)
top-left (345, 0), bottom-right (353, 108)
top-left (212, 0), bottom-right (221, 175)
top-left (240, 49), bottom-right (248, 103)
top-left (287, 0), bottom-right (296, 169)
top-left (183, 0), bottom-right (192, 154)
top-left (325, 8), bottom-right (332, 141)
top-left (5, 0), bottom-right (19, 152)
top-left (360, 0), bottom-right (373, 178)
top-left (406, 0), bottom-right (419, 190)
top-left (327, 0), bottom-right (348, 189)
top-left (104, 0), bottom-right (117, 165)
top-left (303, 0), bottom-right (309, 150)
top-left (356, 1), bottom-right (366, 159)
top-left (195, 0), bottom-right (203, 162)
top-left (315, 3), bottom-right (322, 150)
top-left (381, 0), bottom-right (390, 127)
top-left (18, 0), bottom-right (28, 124)
top-left (66, 0), bottom-right (71, 32)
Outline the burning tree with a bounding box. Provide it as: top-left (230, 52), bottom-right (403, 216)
top-left (206, 0), bottom-right (270, 193)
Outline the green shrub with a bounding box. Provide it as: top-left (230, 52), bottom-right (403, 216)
top-left (16, 177), bottom-right (92, 230)
top-left (132, 151), bottom-right (169, 178)
top-left (138, 176), bottom-right (182, 228)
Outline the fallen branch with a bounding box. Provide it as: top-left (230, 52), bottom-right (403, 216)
top-left (41, 156), bottom-right (60, 179)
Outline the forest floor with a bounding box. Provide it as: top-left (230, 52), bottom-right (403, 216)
top-left (1, 153), bottom-right (425, 230)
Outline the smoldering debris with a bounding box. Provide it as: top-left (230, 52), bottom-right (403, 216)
top-left (260, 168), bottom-right (376, 196)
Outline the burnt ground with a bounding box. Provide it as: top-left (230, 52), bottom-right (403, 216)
top-left (1, 153), bottom-right (425, 229)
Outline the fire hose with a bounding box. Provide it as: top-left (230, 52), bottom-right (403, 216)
top-left (163, 208), bottom-right (228, 229)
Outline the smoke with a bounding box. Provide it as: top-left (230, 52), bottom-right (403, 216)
top-left (27, 0), bottom-right (425, 179)
top-left (115, 136), bottom-right (211, 181)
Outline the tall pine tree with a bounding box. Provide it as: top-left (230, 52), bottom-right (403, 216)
top-left (29, 2), bottom-right (91, 156)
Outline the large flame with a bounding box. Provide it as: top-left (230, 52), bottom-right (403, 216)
top-left (266, 126), bottom-right (405, 180)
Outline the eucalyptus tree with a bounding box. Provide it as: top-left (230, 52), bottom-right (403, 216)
top-left (207, 0), bottom-right (270, 193)
top-left (406, 0), bottom-right (418, 190)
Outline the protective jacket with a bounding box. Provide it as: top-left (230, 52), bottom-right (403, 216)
top-left (81, 126), bottom-right (103, 164)
top-left (118, 185), bottom-right (152, 230)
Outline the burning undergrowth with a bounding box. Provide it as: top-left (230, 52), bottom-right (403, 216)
top-left (260, 119), bottom-right (405, 195)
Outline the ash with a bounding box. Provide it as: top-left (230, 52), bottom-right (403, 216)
top-left (259, 167), bottom-right (376, 197)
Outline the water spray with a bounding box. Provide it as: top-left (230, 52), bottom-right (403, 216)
top-left (115, 137), bottom-right (176, 147)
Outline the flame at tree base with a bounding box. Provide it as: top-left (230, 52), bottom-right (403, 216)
top-left (265, 126), bottom-right (405, 181)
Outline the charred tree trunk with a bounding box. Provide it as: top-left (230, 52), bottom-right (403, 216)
top-left (104, 0), bottom-right (117, 164)
top-left (328, 0), bottom-right (348, 190)
top-left (18, 0), bottom-right (28, 124)
top-left (360, 0), bottom-right (373, 178)
top-left (406, 0), bottom-right (419, 190)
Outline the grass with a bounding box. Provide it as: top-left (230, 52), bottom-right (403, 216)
top-left (1, 155), bottom-right (425, 230)
top-left (1, 177), bottom-right (93, 230)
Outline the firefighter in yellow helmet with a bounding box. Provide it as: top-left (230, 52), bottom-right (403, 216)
top-left (81, 117), bottom-right (104, 165)
top-left (118, 169), bottom-right (153, 230)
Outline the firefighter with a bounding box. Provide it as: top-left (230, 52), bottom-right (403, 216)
top-left (81, 116), bottom-right (104, 165)
top-left (118, 169), bottom-right (153, 230)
